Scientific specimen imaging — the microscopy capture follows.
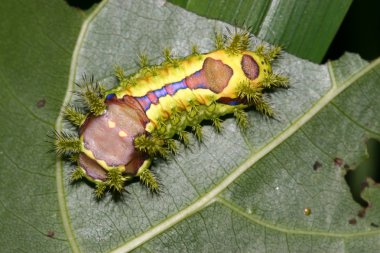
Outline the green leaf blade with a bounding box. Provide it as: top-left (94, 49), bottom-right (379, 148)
top-left (169, 0), bottom-right (352, 62)
top-left (2, 0), bottom-right (379, 252)
top-left (125, 55), bottom-right (380, 253)
top-left (0, 0), bottom-right (84, 252)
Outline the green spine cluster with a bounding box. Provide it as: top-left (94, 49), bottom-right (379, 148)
top-left (55, 28), bottom-right (289, 198)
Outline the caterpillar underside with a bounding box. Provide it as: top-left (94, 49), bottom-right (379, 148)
top-left (55, 31), bottom-right (289, 198)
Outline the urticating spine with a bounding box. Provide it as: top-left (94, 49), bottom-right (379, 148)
top-left (55, 30), bottom-right (288, 198)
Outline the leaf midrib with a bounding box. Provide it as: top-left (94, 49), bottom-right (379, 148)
top-left (109, 59), bottom-right (380, 252)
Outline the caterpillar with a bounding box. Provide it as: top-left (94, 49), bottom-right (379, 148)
top-left (55, 31), bottom-right (288, 198)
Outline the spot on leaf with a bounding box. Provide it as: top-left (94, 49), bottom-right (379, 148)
top-left (349, 218), bottom-right (357, 225)
top-left (36, 98), bottom-right (46, 108)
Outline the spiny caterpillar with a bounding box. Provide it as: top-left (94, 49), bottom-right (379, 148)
top-left (55, 30), bottom-right (288, 198)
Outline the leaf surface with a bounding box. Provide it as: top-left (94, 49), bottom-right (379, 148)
top-left (0, 0), bottom-right (84, 252)
top-left (1, 0), bottom-right (379, 253)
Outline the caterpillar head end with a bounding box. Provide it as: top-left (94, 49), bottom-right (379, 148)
top-left (233, 49), bottom-right (288, 116)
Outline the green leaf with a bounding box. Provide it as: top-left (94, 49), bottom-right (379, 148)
top-left (1, 0), bottom-right (379, 252)
top-left (0, 0), bottom-right (84, 252)
top-left (169, 0), bottom-right (352, 63)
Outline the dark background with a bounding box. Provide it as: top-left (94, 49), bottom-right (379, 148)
top-left (324, 0), bottom-right (380, 62)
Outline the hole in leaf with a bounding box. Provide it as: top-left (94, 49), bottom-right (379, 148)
top-left (344, 139), bottom-right (380, 207)
top-left (65, 0), bottom-right (102, 10)
top-left (313, 161), bottom-right (322, 171)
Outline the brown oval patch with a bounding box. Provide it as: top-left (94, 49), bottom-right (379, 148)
top-left (241, 54), bottom-right (259, 80)
top-left (80, 98), bottom-right (147, 174)
top-left (203, 57), bottom-right (233, 93)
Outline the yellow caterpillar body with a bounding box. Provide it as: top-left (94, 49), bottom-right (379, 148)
top-left (55, 31), bottom-right (288, 198)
